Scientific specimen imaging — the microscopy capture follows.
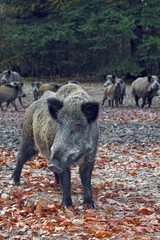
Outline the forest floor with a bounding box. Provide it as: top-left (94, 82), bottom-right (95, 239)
top-left (0, 82), bottom-right (160, 239)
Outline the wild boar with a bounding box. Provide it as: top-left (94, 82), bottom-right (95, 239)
top-left (0, 70), bottom-right (26, 107)
top-left (102, 78), bottom-right (122, 107)
top-left (0, 83), bottom-right (25, 111)
top-left (32, 81), bottom-right (40, 101)
top-left (1, 69), bottom-right (21, 85)
top-left (39, 83), bottom-right (62, 97)
top-left (103, 75), bottom-right (116, 88)
top-left (12, 83), bottom-right (99, 208)
top-left (131, 75), bottom-right (160, 108)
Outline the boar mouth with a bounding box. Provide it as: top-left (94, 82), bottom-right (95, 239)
top-left (49, 150), bottom-right (90, 172)
top-left (66, 152), bottom-right (86, 166)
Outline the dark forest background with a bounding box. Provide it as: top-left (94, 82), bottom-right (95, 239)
top-left (0, 0), bottom-right (160, 81)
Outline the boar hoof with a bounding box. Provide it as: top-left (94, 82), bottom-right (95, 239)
top-left (85, 199), bottom-right (95, 209)
top-left (63, 197), bottom-right (73, 208)
top-left (86, 202), bottom-right (95, 209)
top-left (48, 160), bottom-right (63, 173)
top-left (11, 173), bottom-right (20, 185)
top-left (13, 178), bottom-right (20, 186)
top-left (14, 181), bottom-right (20, 186)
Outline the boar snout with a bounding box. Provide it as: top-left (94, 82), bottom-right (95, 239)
top-left (22, 93), bottom-right (26, 98)
top-left (51, 148), bottom-right (83, 168)
top-left (152, 82), bottom-right (159, 90)
top-left (1, 79), bottom-right (7, 85)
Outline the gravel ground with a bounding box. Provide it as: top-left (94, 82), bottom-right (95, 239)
top-left (0, 82), bottom-right (160, 239)
top-left (0, 82), bottom-right (160, 148)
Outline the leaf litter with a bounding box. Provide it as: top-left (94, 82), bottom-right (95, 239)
top-left (0, 83), bottom-right (160, 239)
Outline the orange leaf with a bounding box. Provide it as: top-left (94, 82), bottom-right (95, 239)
top-left (128, 171), bottom-right (137, 176)
top-left (95, 231), bottom-right (112, 238)
top-left (140, 208), bottom-right (154, 215)
top-left (0, 157), bottom-right (6, 163)
top-left (34, 198), bottom-right (56, 217)
top-left (112, 226), bottom-right (124, 233)
top-left (87, 226), bottom-right (99, 232)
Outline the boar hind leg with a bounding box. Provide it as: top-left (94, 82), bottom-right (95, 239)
top-left (54, 172), bottom-right (60, 184)
top-left (102, 97), bottom-right (107, 106)
top-left (59, 167), bottom-right (72, 207)
top-left (79, 162), bottom-right (95, 208)
top-left (13, 139), bottom-right (37, 185)
top-left (8, 100), bottom-right (18, 111)
top-left (108, 100), bottom-right (111, 107)
top-left (134, 95), bottom-right (140, 107)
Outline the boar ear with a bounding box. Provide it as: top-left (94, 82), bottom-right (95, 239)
top-left (147, 75), bottom-right (152, 82)
top-left (81, 102), bottom-right (99, 124)
top-left (112, 75), bottom-right (116, 80)
top-left (7, 70), bottom-right (11, 75)
top-left (47, 98), bottom-right (63, 119)
top-left (112, 75), bottom-right (116, 83)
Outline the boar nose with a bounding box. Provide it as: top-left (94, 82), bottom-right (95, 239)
top-left (153, 82), bottom-right (159, 89)
top-left (33, 87), bottom-right (38, 91)
top-left (1, 79), bottom-right (6, 84)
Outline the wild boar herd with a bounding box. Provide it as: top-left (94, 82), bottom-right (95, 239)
top-left (0, 70), bottom-right (160, 208)
top-left (0, 70), bottom-right (159, 111)
top-left (102, 74), bottom-right (160, 108)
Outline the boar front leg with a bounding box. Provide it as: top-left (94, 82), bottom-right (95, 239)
top-left (54, 172), bottom-right (60, 184)
top-left (147, 96), bottom-right (153, 108)
top-left (18, 97), bottom-right (23, 106)
top-left (0, 104), bottom-right (4, 111)
top-left (79, 161), bottom-right (95, 208)
top-left (18, 97), bottom-right (26, 108)
top-left (134, 95), bottom-right (140, 107)
top-left (111, 100), bottom-right (114, 107)
top-left (115, 99), bottom-right (119, 107)
top-left (59, 167), bottom-right (72, 207)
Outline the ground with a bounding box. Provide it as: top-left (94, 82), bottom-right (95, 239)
top-left (0, 82), bottom-right (159, 239)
